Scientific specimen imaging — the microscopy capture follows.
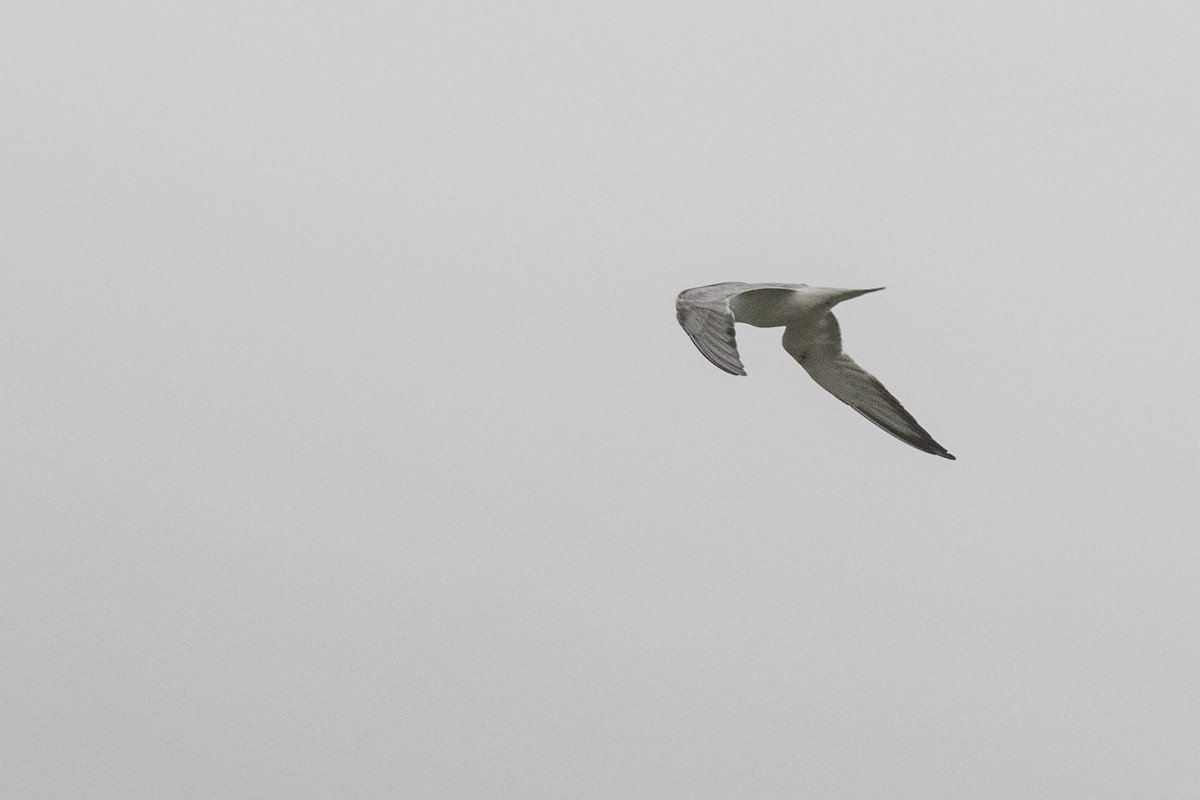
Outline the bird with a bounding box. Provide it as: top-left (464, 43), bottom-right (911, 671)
top-left (676, 282), bottom-right (955, 459)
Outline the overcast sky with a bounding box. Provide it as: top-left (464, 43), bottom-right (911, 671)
top-left (4, 2), bottom-right (1200, 797)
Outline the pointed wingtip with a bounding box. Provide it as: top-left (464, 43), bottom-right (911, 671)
top-left (940, 451), bottom-right (956, 460)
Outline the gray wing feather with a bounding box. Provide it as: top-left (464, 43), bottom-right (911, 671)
top-left (802, 351), bottom-right (955, 459)
top-left (675, 283), bottom-right (749, 375)
top-left (791, 313), bottom-right (955, 459)
top-left (676, 282), bottom-right (808, 376)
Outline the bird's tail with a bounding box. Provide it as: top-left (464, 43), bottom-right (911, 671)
top-left (814, 286), bottom-right (885, 307)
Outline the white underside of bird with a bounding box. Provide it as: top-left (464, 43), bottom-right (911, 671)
top-left (676, 282), bottom-right (955, 459)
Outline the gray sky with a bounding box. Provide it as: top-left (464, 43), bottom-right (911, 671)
top-left (4, 2), bottom-right (1200, 797)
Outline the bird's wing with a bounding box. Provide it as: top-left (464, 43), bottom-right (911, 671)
top-left (787, 313), bottom-right (955, 459)
top-left (676, 282), bottom-right (808, 375)
top-left (675, 283), bottom-right (750, 375)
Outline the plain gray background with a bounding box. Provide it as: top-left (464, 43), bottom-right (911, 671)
top-left (4, 2), bottom-right (1200, 797)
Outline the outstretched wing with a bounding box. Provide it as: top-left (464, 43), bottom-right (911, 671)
top-left (675, 283), bottom-right (750, 375)
top-left (788, 313), bottom-right (955, 459)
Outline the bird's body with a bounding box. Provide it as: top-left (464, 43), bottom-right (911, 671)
top-left (676, 282), bottom-right (955, 459)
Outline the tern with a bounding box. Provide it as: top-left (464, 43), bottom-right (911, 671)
top-left (676, 282), bottom-right (955, 459)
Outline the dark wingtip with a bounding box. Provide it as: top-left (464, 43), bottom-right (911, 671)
top-left (939, 451), bottom-right (956, 460)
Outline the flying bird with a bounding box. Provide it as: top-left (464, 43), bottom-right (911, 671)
top-left (676, 282), bottom-right (955, 459)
